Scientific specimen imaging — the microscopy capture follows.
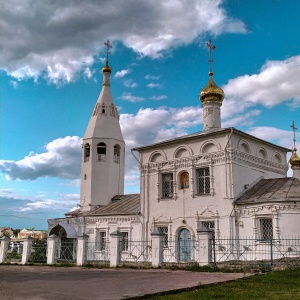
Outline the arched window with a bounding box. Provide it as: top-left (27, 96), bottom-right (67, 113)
top-left (114, 144), bottom-right (121, 163)
top-left (97, 143), bottom-right (106, 161)
top-left (84, 144), bottom-right (90, 162)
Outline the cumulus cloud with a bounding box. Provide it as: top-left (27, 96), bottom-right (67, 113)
top-left (145, 74), bottom-right (160, 80)
top-left (119, 92), bottom-right (145, 102)
top-left (114, 69), bottom-right (131, 78)
top-left (0, 0), bottom-right (246, 83)
top-left (147, 83), bottom-right (162, 88)
top-left (123, 79), bottom-right (138, 88)
top-left (0, 136), bottom-right (82, 180)
top-left (150, 95), bottom-right (167, 101)
top-left (223, 55), bottom-right (300, 107)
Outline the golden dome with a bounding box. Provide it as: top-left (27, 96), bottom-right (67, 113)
top-left (290, 148), bottom-right (300, 167)
top-left (199, 72), bottom-right (224, 104)
top-left (102, 63), bottom-right (112, 73)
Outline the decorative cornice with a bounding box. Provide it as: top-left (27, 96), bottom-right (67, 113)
top-left (235, 204), bottom-right (300, 215)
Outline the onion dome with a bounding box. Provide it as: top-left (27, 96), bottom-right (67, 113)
top-left (199, 72), bottom-right (224, 104)
top-left (290, 148), bottom-right (300, 167)
top-left (102, 62), bottom-right (112, 73)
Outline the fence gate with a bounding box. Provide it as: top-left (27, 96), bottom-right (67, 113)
top-left (56, 238), bottom-right (77, 262)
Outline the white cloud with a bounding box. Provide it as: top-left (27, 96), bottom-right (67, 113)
top-left (0, 0), bottom-right (246, 84)
top-left (0, 136), bottom-right (82, 180)
top-left (150, 95), bottom-right (167, 101)
top-left (223, 55), bottom-right (300, 107)
top-left (145, 74), bottom-right (160, 80)
top-left (147, 83), bottom-right (162, 88)
top-left (123, 79), bottom-right (138, 88)
top-left (119, 92), bottom-right (145, 102)
top-left (114, 69), bottom-right (131, 78)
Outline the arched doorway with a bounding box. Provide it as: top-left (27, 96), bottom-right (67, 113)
top-left (178, 228), bottom-right (192, 262)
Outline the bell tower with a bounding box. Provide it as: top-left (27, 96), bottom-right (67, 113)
top-left (80, 40), bottom-right (125, 211)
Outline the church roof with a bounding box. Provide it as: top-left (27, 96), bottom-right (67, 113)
top-left (235, 177), bottom-right (300, 205)
top-left (83, 194), bottom-right (140, 216)
top-left (132, 127), bottom-right (291, 152)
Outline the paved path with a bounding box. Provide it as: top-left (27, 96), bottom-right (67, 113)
top-left (0, 265), bottom-right (247, 299)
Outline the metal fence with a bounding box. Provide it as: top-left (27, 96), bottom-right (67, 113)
top-left (4, 242), bottom-right (23, 263)
top-left (212, 237), bottom-right (300, 270)
top-left (85, 241), bottom-right (110, 267)
top-left (55, 239), bottom-right (77, 263)
top-left (163, 238), bottom-right (199, 266)
top-left (119, 240), bottom-right (152, 267)
top-left (29, 241), bottom-right (47, 263)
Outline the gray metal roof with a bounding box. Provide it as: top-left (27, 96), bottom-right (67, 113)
top-left (132, 127), bottom-right (291, 152)
top-left (235, 177), bottom-right (300, 205)
top-left (84, 194), bottom-right (140, 216)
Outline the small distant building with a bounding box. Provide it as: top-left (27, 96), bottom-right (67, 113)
top-left (0, 227), bottom-right (13, 237)
top-left (18, 228), bottom-right (47, 239)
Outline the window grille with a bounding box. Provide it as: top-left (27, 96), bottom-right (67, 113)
top-left (121, 232), bottom-right (129, 251)
top-left (202, 221), bottom-right (215, 238)
top-left (97, 143), bottom-right (106, 161)
top-left (99, 232), bottom-right (106, 251)
top-left (162, 173), bottom-right (173, 198)
top-left (114, 145), bottom-right (120, 163)
top-left (158, 226), bottom-right (168, 247)
top-left (260, 218), bottom-right (273, 240)
top-left (196, 167), bottom-right (210, 194)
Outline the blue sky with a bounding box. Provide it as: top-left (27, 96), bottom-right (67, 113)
top-left (1, 0), bottom-right (300, 230)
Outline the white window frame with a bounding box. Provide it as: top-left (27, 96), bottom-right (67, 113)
top-left (195, 166), bottom-right (211, 195)
top-left (161, 173), bottom-right (174, 199)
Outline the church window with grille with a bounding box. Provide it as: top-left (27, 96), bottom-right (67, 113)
top-left (260, 218), bottom-right (273, 240)
top-left (97, 143), bottom-right (106, 161)
top-left (84, 144), bottom-right (90, 162)
top-left (162, 173), bottom-right (173, 198)
top-left (196, 167), bottom-right (210, 194)
top-left (98, 231), bottom-right (106, 251)
top-left (121, 232), bottom-right (129, 251)
top-left (158, 226), bottom-right (168, 247)
top-left (201, 221), bottom-right (215, 238)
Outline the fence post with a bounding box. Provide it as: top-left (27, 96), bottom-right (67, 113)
top-left (21, 236), bottom-right (33, 265)
top-left (197, 228), bottom-right (213, 266)
top-left (47, 234), bottom-right (59, 265)
top-left (110, 231), bottom-right (123, 267)
top-left (0, 236), bottom-right (10, 263)
top-left (77, 234), bottom-right (89, 266)
top-left (151, 230), bottom-right (164, 267)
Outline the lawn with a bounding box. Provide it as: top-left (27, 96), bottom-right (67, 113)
top-left (146, 269), bottom-right (300, 299)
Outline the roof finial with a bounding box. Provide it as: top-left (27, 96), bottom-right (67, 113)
top-left (104, 39), bottom-right (112, 66)
top-left (206, 39), bottom-right (216, 74)
top-left (291, 120), bottom-right (297, 150)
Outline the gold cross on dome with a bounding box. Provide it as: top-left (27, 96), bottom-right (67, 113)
top-left (206, 39), bottom-right (216, 72)
top-left (291, 120), bottom-right (298, 149)
top-left (104, 39), bottom-right (112, 65)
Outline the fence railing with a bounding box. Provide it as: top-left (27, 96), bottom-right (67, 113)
top-left (163, 239), bottom-right (199, 265)
top-left (119, 240), bottom-right (152, 266)
top-left (212, 237), bottom-right (300, 269)
top-left (4, 242), bottom-right (23, 263)
top-left (55, 240), bottom-right (77, 262)
top-left (29, 242), bottom-right (47, 263)
top-left (85, 241), bottom-right (110, 266)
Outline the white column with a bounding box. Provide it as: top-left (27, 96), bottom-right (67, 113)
top-left (292, 166), bottom-right (300, 179)
top-left (0, 236), bottom-right (10, 263)
top-left (47, 234), bottom-right (59, 265)
top-left (110, 231), bottom-right (122, 267)
top-left (151, 230), bottom-right (164, 267)
top-left (21, 236), bottom-right (33, 265)
top-left (77, 234), bottom-right (89, 266)
top-left (197, 228), bottom-right (213, 266)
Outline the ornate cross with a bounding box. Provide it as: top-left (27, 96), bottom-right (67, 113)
top-left (104, 39), bottom-right (112, 65)
top-left (291, 120), bottom-right (298, 149)
top-left (206, 39), bottom-right (216, 72)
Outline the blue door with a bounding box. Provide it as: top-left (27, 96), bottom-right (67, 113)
top-left (178, 228), bottom-right (192, 262)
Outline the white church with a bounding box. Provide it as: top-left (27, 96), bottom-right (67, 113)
top-left (48, 41), bottom-right (300, 264)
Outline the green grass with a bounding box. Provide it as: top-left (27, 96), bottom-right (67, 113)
top-left (146, 269), bottom-right (300, 299)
